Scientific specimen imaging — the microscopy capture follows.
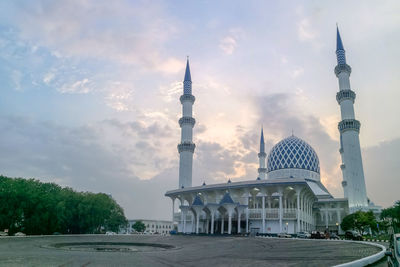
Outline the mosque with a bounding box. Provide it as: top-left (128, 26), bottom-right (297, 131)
top-left (165, 28), bottom-right (381, 235)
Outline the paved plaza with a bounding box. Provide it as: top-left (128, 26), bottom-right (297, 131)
top-left (0, 235), bottom-right (382, 266)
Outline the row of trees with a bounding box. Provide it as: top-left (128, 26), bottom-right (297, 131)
top-left (0, 175), bottom-right (127, 235)
top-left (341, 201), bottom-right (400, 235)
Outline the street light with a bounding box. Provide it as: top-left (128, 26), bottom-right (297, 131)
top-left (286, 222), bottom-right (289, 233)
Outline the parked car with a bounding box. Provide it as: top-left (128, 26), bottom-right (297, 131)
top-left (14, 232), bottom-right (26, 236)
top-left (169, 230), bottom-right (177, 235)
top-left (311, 231), bottom-right (325, 239)
top-left (105, 231), bottom-right (116, 235)
top-left (0, 231), bottom-right (7, 237)
top-left (330, 233), bottom-right (340, 240)
top-left (297, 231), bottom-right (311, 238)
top-left (345, 230), bottom-right (362, 241)
top-left (277, 233), bottom-right (291, 238)
top-left (386, 233), bottom-right (400, 267)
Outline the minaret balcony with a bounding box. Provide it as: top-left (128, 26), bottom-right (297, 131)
top-left (180, 94), bottom-right (195, 104)
top-left (258, 152), bottom-right (266, 158)
top-left (336, 90), bottom-right (356, 104)
top-left (341, 181), bottom-right (347, 187)
top-left (334, 64), bottom-right (352, 77)
top-left (338, 119), bottom-right (360, 133)
top-left (179, 117), bottom-right (196, 127)
top-left (340, 164), bottom-right (345, 170)
top-left (178, 142), bottom-right (196, 153)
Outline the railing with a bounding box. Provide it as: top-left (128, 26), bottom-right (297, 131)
top-left (266, 208), bottom-right (279, 219)
top-left (283, 209), bottom-right (297, 219)
top-left (338, 119), bottom-right (361, 133)
top-left (174, 209), bottom-right (299, 221)
top-left (249, 209), bottom-right (262, 219)
top-left (248, 208), bottom-right (297, 220)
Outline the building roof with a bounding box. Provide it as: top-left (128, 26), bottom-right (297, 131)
top-left (192, 195), bottom-right (204, 206)
top-left (219, 192), bottom-right (235, 205)
top-left (267, 135), bottom-right (320, 174)
top-left (165, 177), bottom-right (330, 197)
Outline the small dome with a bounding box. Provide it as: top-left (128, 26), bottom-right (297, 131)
top-left (267, 135), bottom-right (320, 179)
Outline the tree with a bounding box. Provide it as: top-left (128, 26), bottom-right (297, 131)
top-left (0, 175), bottom-right (128, 235)
top-left (381, 201), bottom-right (400, 233)
top-left (132, 221), bottom-right (146, 233)
top-left (341, 210), bottom-right (377, 235)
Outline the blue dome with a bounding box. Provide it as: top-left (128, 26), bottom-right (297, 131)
top-left (267, 135), bottom-right (320, 174)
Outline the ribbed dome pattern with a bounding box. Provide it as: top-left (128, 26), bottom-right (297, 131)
top-left (267, 136), bottom-right (320, 174)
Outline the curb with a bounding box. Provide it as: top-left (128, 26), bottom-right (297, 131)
top-left (254, 236), bottom-right (386, 266)
top-left (333, 241), bottom-right (386, 267)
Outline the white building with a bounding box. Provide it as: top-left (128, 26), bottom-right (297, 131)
top-left (125, 219), bottom-right (174, 234)
top-left (165, 28), bottom-right (380, 235)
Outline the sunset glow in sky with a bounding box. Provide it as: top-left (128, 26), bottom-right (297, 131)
top-left (0, 1), bottom-right (399, 219)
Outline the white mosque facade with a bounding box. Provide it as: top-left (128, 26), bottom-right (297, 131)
top-left (165, 28), bottom-right (380, 235)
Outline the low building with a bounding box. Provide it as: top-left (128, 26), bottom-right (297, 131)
top-left (125, 219), bottom-right (174, 234)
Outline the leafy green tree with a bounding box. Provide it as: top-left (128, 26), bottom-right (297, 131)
top-left (341, 210), bottom-right (377, 235)
top-left (0, 175), bottom-right (127, 235)
top-left (132, 221), bottom-right (146, 232)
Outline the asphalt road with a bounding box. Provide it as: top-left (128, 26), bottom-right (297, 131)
top-left (0, 235), bottom-right (383, 267)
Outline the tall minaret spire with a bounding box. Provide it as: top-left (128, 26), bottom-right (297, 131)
top-left (336, 26), bottom-right (346, 65)
top-left (258, 127), bottom-right (267, 179)
top-left (334, 27), bottom-right (368, 211)
top-left (178, 58), bottom-right (196, 188)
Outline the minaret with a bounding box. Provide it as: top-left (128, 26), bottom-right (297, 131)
top-left (258, 127), bottom-right (267, 179)
top-left (178, 58), bottom-right (196, 188)
top-left (335, 27), bottom-right (368, 211)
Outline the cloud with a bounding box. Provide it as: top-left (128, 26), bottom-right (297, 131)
top-left (0, 115), bottom-right (180, 219)
top-left (156, 58), bottom-right (185, 74)
top-left (104, 81), bottom-right (135, 111)
top-left (291, 67), bottom-right (304, 78)
top-left (219, 28), bottom-right (244, 55)
top-left (58, 78), bottom-right (91, 94)
top-left (298, 18), bottom-right (316, 41)
top-left (11, 70), bottom-right (22, 91)
top-left (160, 81), bottom-right (182, 102)
top-left (219, 36), bottom-right (237, 55)
top-left (43, 72), bottom-right (55, 84)
top-left (11, 0), bottom-right (182, 74)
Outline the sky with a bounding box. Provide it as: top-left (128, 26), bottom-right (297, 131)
top-left (0, 0), bottom-right (399, 220)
